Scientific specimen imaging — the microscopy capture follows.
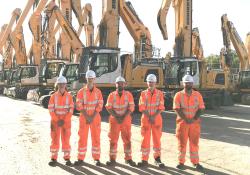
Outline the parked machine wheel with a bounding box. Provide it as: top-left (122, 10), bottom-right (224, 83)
top-left (39, 95), bottom-right (50, 108)
top-left (241, 94), bottom-right (250, 105)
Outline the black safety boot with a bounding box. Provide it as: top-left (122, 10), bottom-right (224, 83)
top-left (194, 163), bottom-right (204, 171)
top-left (176, 163), bottom-right (185, 170)
top-left (48, 159), bottom-right (57, 167)
top-left (137, 160), bottom-right (148, 168)
top-left (125, 159), bottom-right (136, 167)
top-left (94, 159), bottom-right (101, 166)
top-left (154, 157), bottom-right (165, 168)
top-left (106, 159), bottom-right (116, 166)
top-left (74, 159), bottom-right (84, 166)
top-left (65, 159), bottom-right (72, 166)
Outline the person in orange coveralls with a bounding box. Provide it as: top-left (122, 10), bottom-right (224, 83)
top-left (48, 75), bottom-right (74, 167)
top-left (173, 74), bottom-right (205, 171)
top-left (105, 76), bottom-right (136, 167)
top-left (74, 70), bottom-right (103, 166)
top-left (137, 74), bottom-right (165, 168)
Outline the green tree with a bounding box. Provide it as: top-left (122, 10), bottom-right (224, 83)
top-left (205, 54), bottom-right (220, 69)
top-left (205, 50), bottom-right (239, 70)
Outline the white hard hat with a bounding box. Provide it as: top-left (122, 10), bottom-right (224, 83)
top-left (85, 70), bottom-right (96, 78)
top-left (115, 76), bottom-right (126, 83)
top-left (56, 75), bottom-right (67, 84)
top-left (182, 74), bottom-right (194, 83)
top-left (146, 74), bottom-right (157, 82)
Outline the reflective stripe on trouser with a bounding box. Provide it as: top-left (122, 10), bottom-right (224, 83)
top-left (78, 115), bottom-right (101, 160)
top-left (141, 115), bottom-right (162, 161)
top-left (50, 121), bottom-right (71, 159)
top-left (108, 116), bottom-right (132, 160)
top-left (176, 120), bottom-right (200, 164)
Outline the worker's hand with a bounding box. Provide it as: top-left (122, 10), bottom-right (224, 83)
top-left (193, 115), bottom-right (199, 120)
top-left (185, 118), bottom-right (194, 124)
top-left (57, 119), bottom-right (64, 127)
top-left (116, 115), bottom-right (123, 124)
top-left (86, 116), bottom-right (93, 124)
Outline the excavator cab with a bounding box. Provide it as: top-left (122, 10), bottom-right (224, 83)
top-left (3, 65), bottom-right (39, 99)
top-left (3, 69), bottom-right (17, 96)
top-left (165, 57), bottom-right (200, 87)
top-left (238, 70), bottom-right (250, 104)
top-left (0, 69), bottom-right (10, 94)
top-left (238, 70), bottom-right (250, 89)
top-left (61, 63), bottom-right (79, 83)
top-left (79, 47), bottom-right (121, 85)
top-left (39, 59), bottom-right (67, 85)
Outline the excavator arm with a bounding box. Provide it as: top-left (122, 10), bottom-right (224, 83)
top-left (222, 14), bottom-right (248, 71)
top-left (119, 0), bottom-right (152, 60)
top-left (57, 0), bottom-right (84, 61)
top-left (71, 0), bottom-right (84, 26)
top-left (10, 0), bottom-right (41, 66)
top-left (221, 14), bottom-right (233, 70)
top-left (0, 8), bottom-right (21, 56)
top-left (45, 0), bottom-right (84, 63)
top-left (245, 33), bottom-right (250, 69)
top-left (81, 3), bottom-right (94, 47)
top-left (0, 24), bottom-right (13, 68)
top-left (9, 26), bottom-right (27, 65)
top-left (29, 0), bottom-right (50, 65)
top-left (0, 24), bottom-right (8, 55)
top-left (42, 10), bottom-right (59, 59)
top-left (96, 0), bottom-right (119, 48)
top-left (157, 0), bottom-right (172, 40)
top-left (172, 0), bottom-right (192, 57)
top-left (191, 27), bottom-right (203, 59)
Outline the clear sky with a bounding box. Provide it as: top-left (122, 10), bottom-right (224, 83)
top-left (0, 0), bottom-right (250, 58)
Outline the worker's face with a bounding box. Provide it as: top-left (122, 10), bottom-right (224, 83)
top-left (184, 82), bottom-right (193, 91)
top-left (116, 82), bottom-right (126, 92)
top-left (57, 83), bottom-right (66, 92)
top-left (147, 81), bottom-right (156, 90)
top-left (87, 78), bottom-right (95, 84)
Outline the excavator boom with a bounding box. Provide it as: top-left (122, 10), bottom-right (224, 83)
top-left (221, 14), bottom-right (248, 71)
top-left (119, 0), bottom-right (152, 60)
top-left (45, 0), bottom-right (84, 62)
top-left (157, 0), bottom-right (172, 40)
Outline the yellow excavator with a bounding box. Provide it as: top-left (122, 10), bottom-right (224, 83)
top-left (221, 14), bottom-right (250, 104)
top-left (27, 0), bottom-right (87, 107)
top-left (0, 8), bottom-right (21, 68)
top-left (157, 0), bottom-right (232, 108)
top-left (57, 0), bottom-right (84, 61)
top-left (239, 33), bottom-right (250, 104)
top-left (0, 9), bottom-right (21, 95)
top-left (2, 0), bottom-right (42, 99)
top-left (74, 0), bottom-right (170, 109)
top-left (119, 0), bottom-right (153, 60)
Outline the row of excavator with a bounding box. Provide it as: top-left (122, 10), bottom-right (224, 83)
top-left (0, 0), bottom-right (250, 110)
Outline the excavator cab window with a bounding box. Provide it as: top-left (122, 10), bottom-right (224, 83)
top-left (0, 72), bottom-right (4, 82)
top-left (165, 59), bottom-right (198, 86)
top-left (64, 64), bottom-right (79, 83)
top-left (215, 73), bottom-right (225, 85)
top-left (10, 70), bottom-right (18, 85)
top-left (20, 67), bottom-right (37, 79)
top-left (46, 63), bottom-right (64, 79)
top-left (89, 53), bottom-right (118, 77)
top-left (239, 71), bottom-right (250, 89)
top-left (4, 69), bottom-right (10, 81)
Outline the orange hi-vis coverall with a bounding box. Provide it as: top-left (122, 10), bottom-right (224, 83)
top-left (105, 90), bottom-right (135, 160)
top-left (76, 86), bottom-right (103, 160)
top-left (173, 90), bottom-right (205, 164)
top-left (139, 88), bottom-right (165, 161)
top-left (48, 91), bottom-right (74, 160)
